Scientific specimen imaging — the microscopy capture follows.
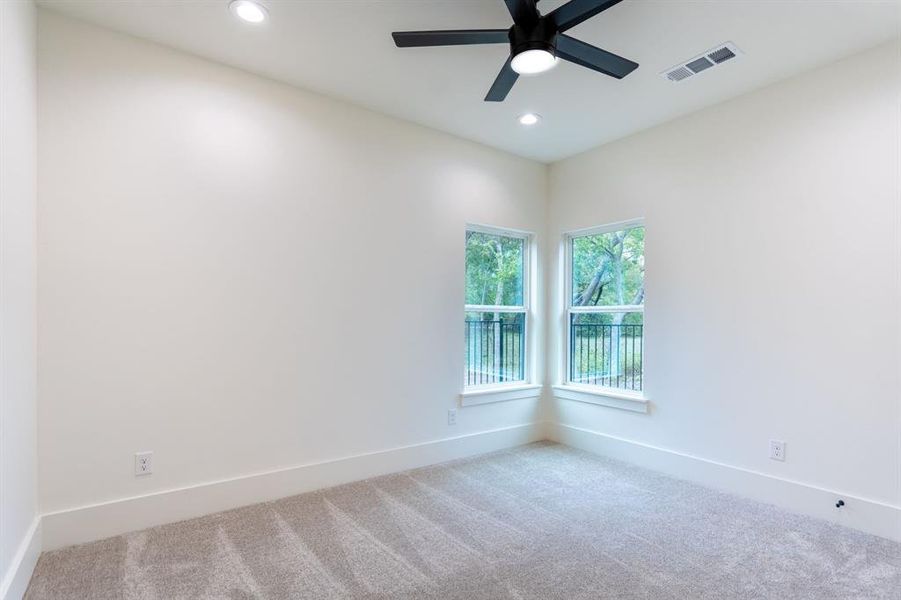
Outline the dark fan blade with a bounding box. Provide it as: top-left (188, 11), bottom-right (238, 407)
top-left (485, 57), bottom-right (519, 102)
top-left (555, 34), bottom-right (638, 78)
top-left (392, 29), bottom-right (509, 47)
top-left (504, 0), bottom-right (539, 26)
top-left (547, 0), bottom-right (623, 32)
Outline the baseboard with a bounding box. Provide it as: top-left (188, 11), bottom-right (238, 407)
top-left (39, 419), bottom-right (897, 553)
top-left (548, 422), bottom-right (901, 542)
top-left (0, 517), bottom-right (41, 600)
top-left (42, 422), bottom-right (544, 551)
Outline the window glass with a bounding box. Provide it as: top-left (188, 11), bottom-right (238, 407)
top-left (569, 312), bottom-right (643, 391)
top-left (466, 231), bottom-right (524, 307)
top-left (571, 227), bottom-right (644, 307)
top-left (465, 312), bottom-right (525, 386)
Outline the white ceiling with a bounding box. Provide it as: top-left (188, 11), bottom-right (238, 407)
top-left (38, 0), bottom-right (901, 162)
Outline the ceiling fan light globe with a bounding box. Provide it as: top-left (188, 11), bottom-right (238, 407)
top-left (230, 0), bottom-right (267, 23)
top-left (511, 49), bottom-right (558, 75)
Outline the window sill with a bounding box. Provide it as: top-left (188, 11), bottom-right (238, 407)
top-left (552, 384), bottom-right (649, 414)
top-left (460, 384), bottom-right (543, 407)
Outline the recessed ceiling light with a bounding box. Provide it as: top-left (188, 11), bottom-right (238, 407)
top-left (510, 49), bottom-right (557, 75)
top-left (518, 113), bottom-right (541, 126)
top-left (229, 0), bottom-right (267, 24)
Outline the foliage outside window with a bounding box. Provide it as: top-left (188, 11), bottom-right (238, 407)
top-left (465, 227), bottom-right (528, 388)
top-left (568, 223), bottom-right (644, 392)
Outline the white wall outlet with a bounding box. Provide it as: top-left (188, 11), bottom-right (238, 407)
top-left (135, 451), bottom-right (153, 476)
top-left (769, 440), bottom-right (786, 462)
top-left (447, 409), bottom-right (457, 426)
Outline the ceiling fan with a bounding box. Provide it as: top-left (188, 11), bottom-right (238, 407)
top-left (392, 0), bottom-right (639, 102)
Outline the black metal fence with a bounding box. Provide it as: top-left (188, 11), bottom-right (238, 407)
top-left (570, 322), bottom-right (643, 391)
top-left (465, 319), bottom-right (525, 386)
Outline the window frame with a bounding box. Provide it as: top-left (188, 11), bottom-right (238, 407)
top-left (561, 218), bottom-right (647, 405)
top-left (461, 223), bottom-right (538, 402)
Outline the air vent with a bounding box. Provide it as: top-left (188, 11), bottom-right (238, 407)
top-left (666, 66), bottom-right (693, 82)
top-left (660, 42), bottom-right (742, 83)
top-left (685, 57), bottom-right (714, 74)
top-left (707, 47), bottom-right (736, 64)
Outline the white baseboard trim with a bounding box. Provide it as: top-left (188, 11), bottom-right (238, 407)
top-left (42, 423), bottom-right (544, 551)
top-left (548, 422), bottom-right (901, 542)
top-left (0, 517), bottom-right (41, 600)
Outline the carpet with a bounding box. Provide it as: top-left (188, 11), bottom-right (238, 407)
top-left (25, 442), bottom-right (901, 599)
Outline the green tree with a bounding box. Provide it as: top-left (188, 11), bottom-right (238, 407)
top-left (572, 227), bottom-right (644, 308)
top-left (465, 231), bottom-right (523, 308)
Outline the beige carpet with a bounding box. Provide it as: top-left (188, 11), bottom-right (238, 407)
top-left (26, 442), bottom-right (901, 599)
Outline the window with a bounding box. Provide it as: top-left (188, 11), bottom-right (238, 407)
top-left (465, 226), bottom-right (529, 388)
top-left (566, 221), bottom-right (644, 393)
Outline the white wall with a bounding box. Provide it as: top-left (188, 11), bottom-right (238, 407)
top-left (37, 10), bottom-right (546, 535)
top-left (0, 0), bottom-right (40, 597)
top-left (548, 41), bottom-right (901, 531)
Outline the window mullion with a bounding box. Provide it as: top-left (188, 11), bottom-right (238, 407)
top-left (568, 305), bottom-right (644, 314)
top-left (465, 304), bottom-right (526, 313)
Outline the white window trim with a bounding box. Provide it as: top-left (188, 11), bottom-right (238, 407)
top-left (561, 218), bottom-right (647, 405)
top-left (462, 223), bottom-right (536, 405)
top-left (552, 384), bottom-right (648, 413)
top-left (460, 384), bottom-right (542, 406)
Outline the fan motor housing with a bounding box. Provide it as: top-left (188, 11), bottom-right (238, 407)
top-left (509, 19), bottom-right (558, 58)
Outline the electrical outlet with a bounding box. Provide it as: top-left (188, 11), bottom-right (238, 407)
top-left (447, 409), bottom-right (457, 426)
top-left (769, 440), bottom-right (785, 462)
top-left (135, 451), bottom-right (153, 476)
